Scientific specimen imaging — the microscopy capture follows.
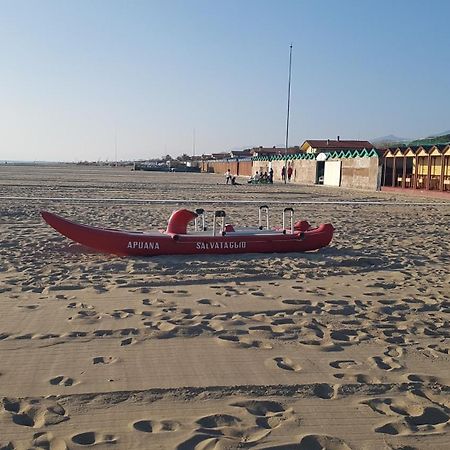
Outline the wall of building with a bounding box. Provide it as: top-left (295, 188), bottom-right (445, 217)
top-left (201, 159), bottom-right (252, 177)
top-left (252, 160), bottom-right (270, 177)
top-left (338, 157), bottom-right (381, 191)
top-left (252, 156), bottom-right (380, 190)
top-left (292, 160), bottom-right (317, 184)
top-left (237, 160), bottom-right (253, 177)
top-left (252, 159), bottom-right (317, 184)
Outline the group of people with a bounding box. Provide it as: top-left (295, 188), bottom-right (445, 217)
top-left (226, 165), bottom-right (293, 185)
top-left (281, 165), bottom-right (293, 182)
top-left (248, 168), bottom-right (273, 184)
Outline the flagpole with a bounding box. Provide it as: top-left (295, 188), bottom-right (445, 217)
top-left (284, 44), bottom-right (293, 184)
top-left (114, 129), bottom-right (118, 167)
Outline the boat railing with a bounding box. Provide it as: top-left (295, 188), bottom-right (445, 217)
top-left (193, 206), bottom-right (295, 236)
top-left (258, 205), bottom-right (269, 230)
top-left (194, 208), bottom-right (206, 231)
top-left (283, 207), bottom-right (294, 234)
top-left (212, 210), bottom-right (226, 236)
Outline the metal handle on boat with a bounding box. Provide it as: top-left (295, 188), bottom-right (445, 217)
top-left (213, 210), bottom-right (226, 236)
top-left (283, 207), bottom-right (294, 234)
top-left (258, 205), bottom-right (269, 230)
top-left (195, 208), bottom-right (206, 231)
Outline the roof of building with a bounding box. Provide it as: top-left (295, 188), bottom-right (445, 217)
top-left (230, 149), bottom-right (252, 157)
top-left (383, 144), bottom-right (450, 156)
top-left (210, 152), bottom-right (231, 159)
top-left (251, 146), bottom-right (300, 155)
top-left (302, 139), bottom-right (375, 150)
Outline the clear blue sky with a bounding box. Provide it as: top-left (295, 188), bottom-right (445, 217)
top-left (1, 0), bottom-right (449, 162)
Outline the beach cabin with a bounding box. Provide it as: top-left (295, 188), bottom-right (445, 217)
top-left (381, 145), bottom-right (450, 192)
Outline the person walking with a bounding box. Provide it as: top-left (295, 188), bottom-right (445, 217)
top-left (225, 169), bottom-right (231, 184)
top-left (281, 166), bottom-right (286, 182)
top-left (269, 167), bottom-right (274, 184)
top-left (287, 165), bottom-right (293, 182)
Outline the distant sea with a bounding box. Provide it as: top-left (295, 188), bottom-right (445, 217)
top-left (0, 160), bottom-right (66, 165)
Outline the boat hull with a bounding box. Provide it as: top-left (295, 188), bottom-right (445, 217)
top-left (41, 211), bottom-right (334, 256)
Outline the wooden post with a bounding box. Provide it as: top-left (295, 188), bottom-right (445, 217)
top-left (414, 154), bottom-right (418, 189)
top-left (392, 157), bottom-right (396, 187)
top-left (444, 155), bottom-right (448, 191)
top-left (439, 155), bottom-right (444, 191)
top-left (402, 156), bottom-right (406, 188)
top-left (426, 154), bottom-right (431, 190)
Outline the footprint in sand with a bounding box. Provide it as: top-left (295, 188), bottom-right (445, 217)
top-left (39, 333), bottom-right (61, 340)
top-left (17, 304), bottom-right (39, 310)
top-left (32, 432), bottom-right (68, 450)
top-left (1, 398), bottom-right (69, 428)
top-left (384, 346), bottom-right (404, 358)
top-left (363, 397), bottom-right (450, 435)
top-left (231, 400), bottom-right (295, 434)
top-left (231, 400), bottom-right (286, 417)
top-left (176, 427), bottom-right (270, 449)
top-left (250, 291), bottom-right (265, 297)
top-left (110, 310), bottom-right (134, 319)
top-left (133, 419), bottom-right (180, 433)
top-left (197, 298), bottom-right (221, 307)
top-left (332, 373), bottom-right (380, 384)
top-left (66, 302), bottom-right (94, 310)
top-left (120, 337), bottom-right (137, 346)
top-left (14, 333), bottom-right (34, 340)
top-left (93, 329), bottom-right (113, 337)
top-left (66, 331), bottom-right (87, 338)
top-left (92, 356), bottom-right (119, 365)
top-left (298, 434), bottom-right (352, 450)
top-left (312, 383), bottom-right (337, 400)
top-left (71, 432), bottom-right (117, 446)
top-left (241, 339), bottom-right (273, 350)
top-left (368, 355), bottom-right (402, 371)
top-left (216, 333), bottom-right (272, 350)
top-left (427, 344), bottom-right (449, 355)
top-left (403, 373), bottom-right (441, 384)
top-left (271, 357), bottom-right (302, 372)
top-left (49, 376), bottom-right (77, 387)
top-left (329, 360), bottom-right (358, 369)
top-left (196, 414), bottom-right (241, 428)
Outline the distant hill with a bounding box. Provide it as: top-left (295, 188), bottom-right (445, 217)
top-left (434, 129), bottom-right (450, 136)
top-left (372, 130), bottom-right (450, 148)
top-left (408, 133), bottom-right (450, 146)
top-left (371, 135), bottom-right (410, 147)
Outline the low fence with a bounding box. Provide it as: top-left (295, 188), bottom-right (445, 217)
top-left (200, 159), bottom-right (252, 177)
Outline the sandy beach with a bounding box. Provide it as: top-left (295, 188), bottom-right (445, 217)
top-left (1, 164), bottom-right (449, 450)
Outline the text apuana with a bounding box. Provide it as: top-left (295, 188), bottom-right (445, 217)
top-left (196, 241), bottom-right (247, 250)
top-left (127, 241), bottom-right (160, 250)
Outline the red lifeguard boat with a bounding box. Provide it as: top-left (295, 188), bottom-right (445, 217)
top-left (41, 207), bottom-right (334, 256)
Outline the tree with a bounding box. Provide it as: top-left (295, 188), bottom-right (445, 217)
top-left (176, 153), bottom-right (190, 161)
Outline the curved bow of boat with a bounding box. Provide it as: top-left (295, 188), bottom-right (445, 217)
top-left (41, 211), bottom-right (137, 256)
